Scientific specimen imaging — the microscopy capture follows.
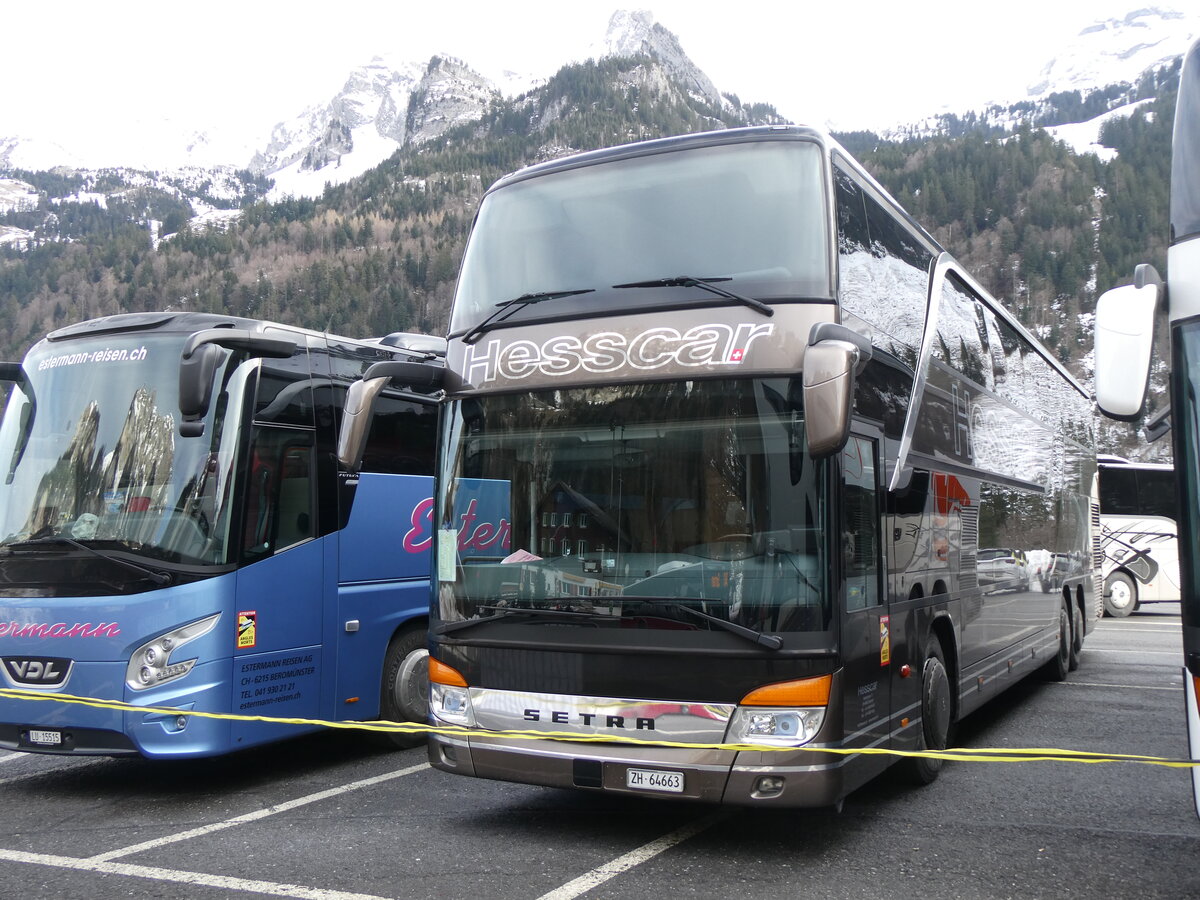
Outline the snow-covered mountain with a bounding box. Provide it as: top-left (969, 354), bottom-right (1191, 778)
top-left (889, 6), bottom-right (1199, 148)
top-left (587, 9), bottom-right (727, 112)
top-left (1028, 7), bottom-right (1197, 98)
top-left (251, 55), bottom-right (506, 200)
top-left (3, 7), bottom-right (1200, 206)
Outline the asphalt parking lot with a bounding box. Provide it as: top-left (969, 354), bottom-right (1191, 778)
top-left (1, 605), bottom-right (1198, 899)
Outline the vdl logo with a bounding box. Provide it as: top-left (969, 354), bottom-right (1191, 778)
top-left (1, 656), bottom-right (73, 688)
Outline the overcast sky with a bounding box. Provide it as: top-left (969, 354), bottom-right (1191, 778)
top-left (1, 0), bottom-right (1185, 139)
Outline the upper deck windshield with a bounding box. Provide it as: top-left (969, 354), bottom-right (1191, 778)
top-left (437, 378), bottom-right (830, 640)
top-left (450, 139), bottom-right (831, 335)
top-left (0, 334), bottom-right (244, 569)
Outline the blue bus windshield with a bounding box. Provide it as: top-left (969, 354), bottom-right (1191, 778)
top-left (0, 334), bottom-right (244, 566)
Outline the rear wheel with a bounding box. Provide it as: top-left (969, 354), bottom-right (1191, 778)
top-left (376, 626), bottom-right (429, 749)
top-left (1068, 600), bottom-right (1084, 672)
top-left (1104, 572), bottom-right (1137, 618)
top-left (1041, 602), bottom-right (1070, 682)
top-left (904, 638), bottom-right (952, 785)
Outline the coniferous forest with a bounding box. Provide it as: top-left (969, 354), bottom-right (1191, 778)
top-left (0, 54), bottom-right (1183, 452)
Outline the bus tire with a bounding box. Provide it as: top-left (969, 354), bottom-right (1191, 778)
top-left (1068, 600), bottom-right (1083, 672)
top-left (1041, 603), bottom-right (1071, 682)
top-left (903, 638), bottom-right (951, 786)
top-left (1103, 572), bottom-right (1137, 618)
top-left (377, 625), bottom-right (429, 749)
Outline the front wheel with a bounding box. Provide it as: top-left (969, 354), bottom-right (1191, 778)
top-left (903, 638), bottom-right (952, 785)
top-left (1104, 572), bottom-right (1137, 618)
top-left (377, 626), bottom-right (429, 749)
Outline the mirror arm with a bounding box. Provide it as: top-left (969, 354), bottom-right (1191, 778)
top-left (336, 361), bottom-right (445, 472)
top-left (178, 329), bottom-right (300, 437)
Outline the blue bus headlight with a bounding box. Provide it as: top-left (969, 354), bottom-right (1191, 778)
top-left (125, 614), bottom-right (221, 691)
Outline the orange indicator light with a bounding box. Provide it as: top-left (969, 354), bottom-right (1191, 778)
top-left (740, 674), bottom-right (832, 707)
top-left (429, 658), bottom-right (468, 687)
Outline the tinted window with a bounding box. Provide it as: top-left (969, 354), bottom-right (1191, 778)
top-left (835, 164), bottom-right (932, 361)
top-left (361, 395), bottom-right (437, 476)
top-left (933, 274), bottom-right (992, 388)
top-left (1100, 466), bottom-right (1177, 520)
top-left (253, 354), bottom-right (314, 427)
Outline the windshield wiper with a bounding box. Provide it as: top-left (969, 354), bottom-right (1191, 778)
top-left (461, 289), bottom-right (595, 345)
top-left (435, 604), bottom-right (618, 635)
top-left (670, 603), bottom-right (784, 650)
top-left (612, 276), bottom-right (774, 317)
top-left (3, 537), bottom-right (172, 586)
top-left (620, 597), bottom-right (783, 650)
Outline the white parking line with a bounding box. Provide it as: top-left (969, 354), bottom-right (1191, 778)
top-left (535, 811), bottom-right (729, 900)
top-left (1099, 628), bottom-right (1182, 635)
top-left (0, 848), bottom-right (391, 900)
top-left (1057, 681), bottom-right (1183, 691)
top-left (88, 761), bottom-right (430, 863)
top-left (1084, 648), bottom-right (1181, 655)
top-left (0, 752), bottom-right (25, 765)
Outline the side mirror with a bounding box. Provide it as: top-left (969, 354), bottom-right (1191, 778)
top-left (803, 323), bottom-right (873, 459)
top-left (1094, 266), bottom-right (1163, 421)
top-left (178, 329), bottom-right (299, 436)
top-left (0, 363), bottom-right (22, 383)
top-left (336, 360), bottom-right (445, 472)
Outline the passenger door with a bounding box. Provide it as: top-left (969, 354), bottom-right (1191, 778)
top-left (839, 434), bottom-right (892, 776)
top-left (231, 357), bottom-right (327, 745)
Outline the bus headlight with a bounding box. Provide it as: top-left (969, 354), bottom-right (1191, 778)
top-left (430, 682), bottom-right (475, 727)
top-left (429, 657), bottom-right (474, 727)
top-left (125, 614), bottom-right (220, 691)
top-left (728, 707), bottom-right (825, 746)
top-left (727, 674), bottom-right (832, 747)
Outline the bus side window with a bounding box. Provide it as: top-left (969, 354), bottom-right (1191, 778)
top-left (360, 393), bottom-right (437, 476)
top-left (242, 427), bottom-right (316, 559)
top-left (842, 436), bottom-right (880, 611)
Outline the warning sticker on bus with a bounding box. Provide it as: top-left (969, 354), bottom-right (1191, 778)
top-left (237, 611), bottom-right (257, 649)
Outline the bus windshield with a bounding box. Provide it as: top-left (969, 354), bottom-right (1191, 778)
top-left (437, 377), bottom-right (830, 635)
top-left (450, 139), bottom-right (831, 334)
top-left (0, 334), bottom-right (243, 567)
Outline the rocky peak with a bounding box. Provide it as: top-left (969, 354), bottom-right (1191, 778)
top-left (405, 55), bottom-right (500, 145)
top-left (595, 9), bottom-right (726, 111)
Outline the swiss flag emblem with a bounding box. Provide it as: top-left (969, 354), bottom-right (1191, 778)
top-left (730, 348), bottom-right (745, 362)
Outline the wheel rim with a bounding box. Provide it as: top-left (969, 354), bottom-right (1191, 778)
top-left (922, 657), bottom-right (951, 750)
top-left (392, 648), bottom-right (430, 722)
top-left (1109, 579), bottom-right (1134, 610)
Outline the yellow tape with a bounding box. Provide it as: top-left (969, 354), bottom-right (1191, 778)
top-left (2, 687), bottom-right (1196, 767)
